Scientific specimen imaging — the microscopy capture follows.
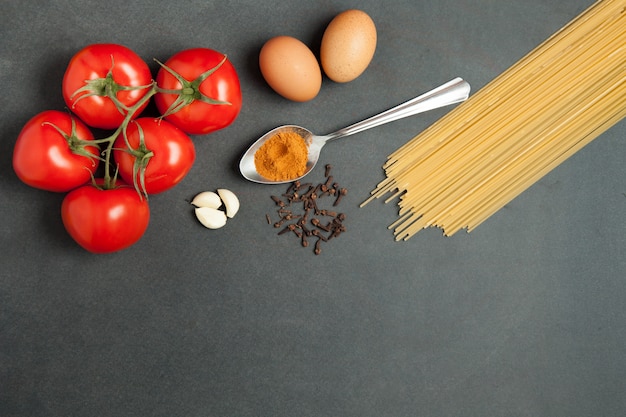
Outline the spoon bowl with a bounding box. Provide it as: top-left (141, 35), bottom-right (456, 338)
top-left (239, 77), bottom-right (471, 184)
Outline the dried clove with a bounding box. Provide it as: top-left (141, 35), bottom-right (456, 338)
top-left (286, 180), bottom-right (300, 195)
top-left (334, 188), bottom-right (347, 206)
top-left (271, 195), bottom-right (285, 207)
top-left (295, 182), bottom-right (311, 193)
top-left (278, 224), bottom-right (297, 235)
top-left (311, 218), bottom-right (331, 232)
top-left (311, 229), bottom-right (328, 241)
top-left (314, 238), bottom-right (322, 255)
top-left (302, 185), bottom-right (316, 200)
top-left (274, 217), bottom-right (288, 228)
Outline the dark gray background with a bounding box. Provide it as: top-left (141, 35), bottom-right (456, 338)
top-left (2, 1), bottom-right (625, 416)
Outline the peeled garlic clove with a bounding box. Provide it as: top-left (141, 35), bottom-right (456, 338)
top-left (217, 188), bottom-right (239, 218)
top-left (191, 191), bottom-right (222, 209)
top-left (195, 207), bottom-right (227, 229)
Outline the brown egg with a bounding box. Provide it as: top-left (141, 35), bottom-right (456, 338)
top-left (320, 9), bottom-right (377, 83)
top-left (259, 36), bottom-right (322, 102)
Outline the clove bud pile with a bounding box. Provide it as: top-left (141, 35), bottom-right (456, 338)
top-left (266, 164), bottom-right (347, 255)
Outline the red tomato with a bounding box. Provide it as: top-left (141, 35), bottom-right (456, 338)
top-left (61, 181), bottom-right (150, 253)
top-left (113, 117), bottom-right (196, 194)
top-left (62, 44), bottom-right (153, 129)
top-left (13, 110), bottom-right (99, 192)
top-left (154, 48), bottom-right (242, 135)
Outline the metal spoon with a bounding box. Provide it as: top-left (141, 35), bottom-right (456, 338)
top-left (239, 77), bottom-right (470, 184)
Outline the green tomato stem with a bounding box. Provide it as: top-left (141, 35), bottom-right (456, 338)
top-left (99, 83), bottom-right (158, 190)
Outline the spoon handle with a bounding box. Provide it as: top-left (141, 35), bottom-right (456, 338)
top-left (325, 77), bottom-right (470, 141)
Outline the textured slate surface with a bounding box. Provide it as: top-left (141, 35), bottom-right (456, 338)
top-left (1, 1), bottom-right (625, 416)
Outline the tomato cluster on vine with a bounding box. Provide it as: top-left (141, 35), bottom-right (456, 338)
top-left (12, 43), bottom-right (242, 253)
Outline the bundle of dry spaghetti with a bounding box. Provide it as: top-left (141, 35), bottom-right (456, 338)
top-left (362, 0), bottom-right (626, 240)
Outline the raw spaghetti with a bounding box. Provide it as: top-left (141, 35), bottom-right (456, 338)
top-left (362, 0), bottom-right (626, 240)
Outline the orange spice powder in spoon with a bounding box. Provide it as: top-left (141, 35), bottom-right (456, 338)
top-left (254, 131), bottom-right (308, 181)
